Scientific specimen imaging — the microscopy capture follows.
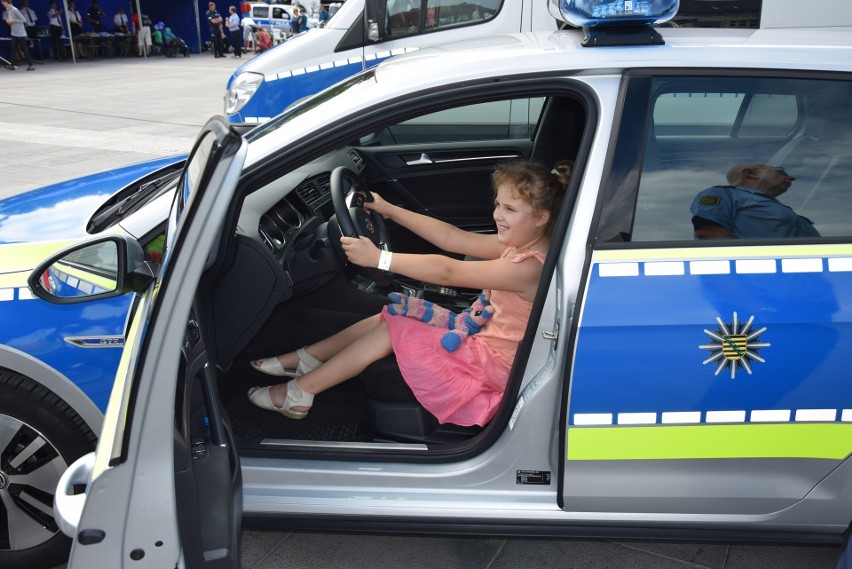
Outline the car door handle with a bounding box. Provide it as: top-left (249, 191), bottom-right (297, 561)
top-left (406, 153), bottom-right (433, 166)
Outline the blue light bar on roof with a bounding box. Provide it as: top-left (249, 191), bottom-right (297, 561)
top-left (550, 0), bottom-right (679, 28)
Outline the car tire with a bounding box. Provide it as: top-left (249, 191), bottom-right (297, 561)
top-left (0, 369), bottom-right (97, 569)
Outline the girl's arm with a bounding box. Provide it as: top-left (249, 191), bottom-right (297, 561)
top-left (341, 237), bottom-right (543, 301)
top-left (366, 194), bottom-right (504, 261)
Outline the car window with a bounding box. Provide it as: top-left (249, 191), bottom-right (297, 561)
top-left (424, 0), bottom-right (500, 31)
top-left (385, 0), bottom-right (502, 38)
top-left (272, 7), bottom-right (289, 19)
top-left (252, 6), bottom-right (268, 18)
top-left (379, 98), bottom-right (546, 144)
top-left (613, 76), bottom-right (852, 242)
top-left (144, 232), bottom-right (166, 263)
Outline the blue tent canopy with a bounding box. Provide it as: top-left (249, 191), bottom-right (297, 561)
top-left (9, 0), bottom-right (205, 52)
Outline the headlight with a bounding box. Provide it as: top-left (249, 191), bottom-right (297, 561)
top-left (225, 72), bottom-right (265, 115)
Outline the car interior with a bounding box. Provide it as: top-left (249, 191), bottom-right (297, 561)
top-left (190, 92), bottom-right (590, 455)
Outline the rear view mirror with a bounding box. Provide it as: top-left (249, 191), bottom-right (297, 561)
top-left (28, 235), bottom-right (155, 304)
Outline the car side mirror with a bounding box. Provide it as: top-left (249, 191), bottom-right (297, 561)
top-left (364, 0), bottom-right (385, 42)
top-left (27, 235), bottom-right (156, 304)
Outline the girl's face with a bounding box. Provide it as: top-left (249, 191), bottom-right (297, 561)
top-left (492, 183), bottom-right (548, 247)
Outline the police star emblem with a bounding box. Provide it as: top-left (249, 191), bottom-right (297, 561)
top-left (699, 312), bottom-right (770, 379)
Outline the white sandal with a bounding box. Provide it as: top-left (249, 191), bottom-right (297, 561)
top-left (247, 380), bottom-right (314, 420)
top-left (250, 347), bottom-right (323, 377)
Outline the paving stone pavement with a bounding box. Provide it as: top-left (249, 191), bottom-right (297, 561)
top-left (3, 53), bottom-right (845, 569)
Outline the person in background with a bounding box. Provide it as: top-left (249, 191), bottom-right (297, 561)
top-left (113, 7), bottom-right (128, 33)
top-left (2, 0), bottom-right (35, 70)
top-left (47, 1), bottom-right (63, 60)
top-left (317, 3), bottom-right (329, 25)
top-left (151, 21), bottom-right (163, 47)
top-left (241, 15), bottom-right (255, 51)
top-left (19, 0), bottom-right (36, 38)
top-left (135, 11), bottom-right (152, 56)
top-left (254, 25), bottom-right (271, 52)
top-left (206, 1), bottom-right (224, 58)
top-left (66, 0), bottom-right (86, 58)
top-left (87, 0), bottom-right (104, 32)
top-left (227, 6), bottom-right (242, 57)
top-left (290, 6), bottom-right (300, 34)
top-left (295, 5), bottom-right (307, 32)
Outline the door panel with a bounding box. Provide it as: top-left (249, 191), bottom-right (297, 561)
top-left (355, 97), bottom-right (543, 252)
top-left (65, 118), bottom-right (246, 568)
top-left (365, 142), bottom-right (528, 227)
top-left (561, 73), bottom-right (852, 529)
top-left (564, 246), bottom-right (852, 518)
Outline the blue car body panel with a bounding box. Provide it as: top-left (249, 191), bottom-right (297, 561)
top-left (0, 155), bottom-right (183, 417)
top-left (0, 156), bottom-right (184, 244)
top-left (571, 246), bottom-right (852, 428)
top-left (226, 53), bottom-right (390, 123)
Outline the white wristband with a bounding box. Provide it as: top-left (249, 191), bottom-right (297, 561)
top-left (377, 250), bottom-right (393, 271)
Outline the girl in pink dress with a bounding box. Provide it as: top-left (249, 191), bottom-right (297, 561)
top-left (248, 160), bottom-right (570, 425)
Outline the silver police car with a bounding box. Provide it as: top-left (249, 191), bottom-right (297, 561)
top-left (42, 0), bottom-right (852, 567)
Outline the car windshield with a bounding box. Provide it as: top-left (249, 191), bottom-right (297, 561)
top-left (247, 69), bottom-right (378, 143)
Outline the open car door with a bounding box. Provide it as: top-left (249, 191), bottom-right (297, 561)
top-left (52, 118), bottom-right (248, 569)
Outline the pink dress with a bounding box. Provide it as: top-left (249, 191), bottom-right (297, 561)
top-left (380, 249), bottom-right (546, 426)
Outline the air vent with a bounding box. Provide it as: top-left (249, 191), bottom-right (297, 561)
top-left (348, 150), bottom-right (364, 171)
top-left (258, 201), bottom-right (300, 250)
top-left (296, 180), bottom-right (323, 207)
top-left (258, 214), bottom-right (286, 249)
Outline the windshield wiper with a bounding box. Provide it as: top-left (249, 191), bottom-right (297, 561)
top-left (88, 172), bottom-right (180, 233)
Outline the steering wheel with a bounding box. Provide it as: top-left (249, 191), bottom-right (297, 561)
top-left (329, 166), bottom-right (394, 286)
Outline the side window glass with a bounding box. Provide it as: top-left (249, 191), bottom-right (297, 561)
top-left (143, 233), bottom-right (166, 264)
top-left (251, 7), bottom-right (267, 18)
top-left (386, 0), bottom-right (421, 37)
top-left (272, 7), bottom-right (288, 19)
top-left (380, 98), bottom-right (545, 144)
top-left (425, 0), bottom-right (501, 31)
top-left (629, 77), bottom-right (852, 242)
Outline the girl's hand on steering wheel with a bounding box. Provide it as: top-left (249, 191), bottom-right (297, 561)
top-left (363, 192), bottom-right (392, 218)
top-left (340, 236), bottom-right (381, 267)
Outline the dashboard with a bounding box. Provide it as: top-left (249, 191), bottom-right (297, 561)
top-left (236, 146), bottom-right (368, 294)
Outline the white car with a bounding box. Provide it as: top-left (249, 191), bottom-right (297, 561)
top-left (41, 1), bottom-right (852, 567)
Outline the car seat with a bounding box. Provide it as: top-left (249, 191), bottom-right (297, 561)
top-left (361, 355), bottom-right (482, 443)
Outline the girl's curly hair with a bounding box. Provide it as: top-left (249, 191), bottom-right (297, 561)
top-left (491, 159), bottom-right (572, 237)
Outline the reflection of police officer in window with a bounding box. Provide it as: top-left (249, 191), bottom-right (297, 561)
top-left (690, 163), bottom-right (820, 239)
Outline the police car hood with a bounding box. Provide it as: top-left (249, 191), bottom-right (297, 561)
top-left (0, 155), bottom-right (181, 245)
top-left (229, 29), bottom-right (316, 79)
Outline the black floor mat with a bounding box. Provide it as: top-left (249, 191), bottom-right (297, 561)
top-left (222, 360), bottom-right (373, 444)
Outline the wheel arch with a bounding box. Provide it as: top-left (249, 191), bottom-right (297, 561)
top-left (0, 344), bottom-right (104, 436)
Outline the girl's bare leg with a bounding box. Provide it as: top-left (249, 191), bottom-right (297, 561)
top-left (267, 313), bottom-right (382, 370)
top-left (265, 318), bottom-right (393, 410)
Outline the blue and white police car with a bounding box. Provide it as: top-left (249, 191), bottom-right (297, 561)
top-left (4, 1), bottom-right (852, 568)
